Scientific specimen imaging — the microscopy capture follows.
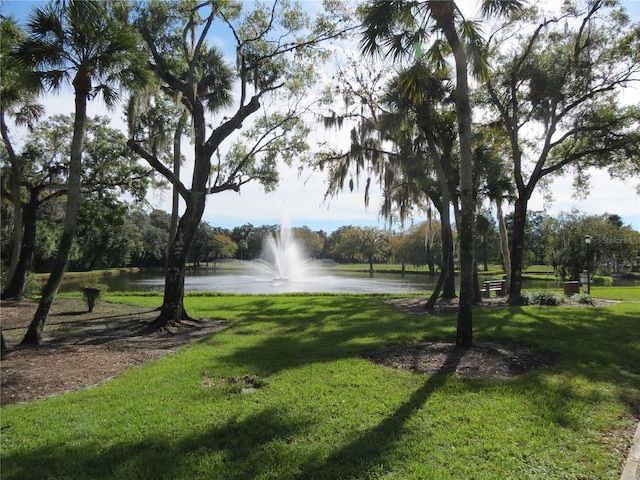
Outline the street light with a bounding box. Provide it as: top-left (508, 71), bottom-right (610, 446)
top-left (584, 235), bottom-right (592, 294)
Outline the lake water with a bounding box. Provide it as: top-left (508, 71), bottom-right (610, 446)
top-left (59, 264), bottom-right (632, 295)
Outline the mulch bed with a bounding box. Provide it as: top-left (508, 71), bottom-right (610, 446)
top-left (1, 298), bottom-right (227, 405)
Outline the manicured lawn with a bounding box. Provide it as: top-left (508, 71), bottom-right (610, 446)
top-left (1, 295), bottom-right (638, 479)
top-left (591, 286), bottom-right (640, 301)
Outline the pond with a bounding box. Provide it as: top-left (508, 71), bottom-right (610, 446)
top-left (60, 263), bottom-right (639, 295)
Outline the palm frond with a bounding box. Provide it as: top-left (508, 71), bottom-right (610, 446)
top-left (359, 0), bottom-right (419, 58)
top-left (27, 5), bottom-right (64, 41)
top-left (480, 0), bottom-right (525, 18)
top-left (199, 46), bottom-right (235, 113)
top-left (459, 19), bottom-right (489, 81)
top-left (424, 38), bottom-right (450, 74)
top-left (92, 84), bottom-right (120, 108)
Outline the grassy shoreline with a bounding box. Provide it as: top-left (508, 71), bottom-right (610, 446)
top-left (33, 267), bottom-right (140, 283)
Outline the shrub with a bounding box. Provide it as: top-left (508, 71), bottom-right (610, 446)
top-left (81, 283), bottom-right (106, 312)
top-left (572, 293), bottom-right (594, 305)
top-left (521, 290), bottom-right (564, 306)
top-left (24, 275), bottom-right (43, 298)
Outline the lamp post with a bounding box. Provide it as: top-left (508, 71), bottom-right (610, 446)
top-left (584, 235), bottom-right (592, 294)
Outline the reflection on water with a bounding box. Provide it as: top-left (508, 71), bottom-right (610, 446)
top-left (59, 265), bottom-right (638, 295)
top-left (64, 269), bottom-right (435, 294)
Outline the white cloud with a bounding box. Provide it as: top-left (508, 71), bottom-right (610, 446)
top-left (528, 172), bottom-right (640, 229)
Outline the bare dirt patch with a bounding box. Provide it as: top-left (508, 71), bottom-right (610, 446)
top-left (364, 341), bottom-right (555, 378)
top-left (374, 297), bottom-right (556, 378)
top-left (1, 298), bottom-right (227, 405)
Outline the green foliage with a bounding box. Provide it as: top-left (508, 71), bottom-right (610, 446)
top-left (520, 289), bottom-right (564, 306)
top-left (330, 226), bottom-right (391, 266)
top-left (115, 209), bottom-right (170, 269)
top-left (572, 293), bottom-right (594, 306)
top-left (21, 275), bottom-right (42, 298)
top-left (1, 295), bottom-right (638, 479)
top-left (3, 114), bottom-right (153, 272)
top-left (291, 227), bottom-right (325, 258)
top-left (474, 210), bottom-right (501, 269)
top-left (391, 221), bottom-right (440, 270)
top-left (208, 233), bottom-right (238, 264)
top-left (545, 211), bottom-right (640, 279)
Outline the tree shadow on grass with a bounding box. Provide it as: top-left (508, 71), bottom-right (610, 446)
top-left (4, 298), bottom-right (638, 479)
top-left (204, 296), bottom-right (455, 376)
top-left (475, 305), bottom-right (640, 382)
top-left (2, 407), bottom-right (311, 480)
top-left (294, 353), bottom-right (462, 479)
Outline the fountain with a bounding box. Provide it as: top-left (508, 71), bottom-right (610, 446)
top-left (253, 218), bottom-right (313, 282)
top-left (89, 214), bottom-right (439, 294)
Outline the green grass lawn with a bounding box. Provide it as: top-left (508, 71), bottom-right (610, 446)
top-left (2, 294), bottom-right (639, 479)
top-left (591, 286), bottom-right (640, 301)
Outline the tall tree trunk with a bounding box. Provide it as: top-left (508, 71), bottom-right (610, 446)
top-left (1, 110), bottom-right (23, 290)
top-left (473, 261), bottom-right (482, 303)
top-left (21, 75), bottom-right (88, 345)
top-left (426, 252), bottom-right (434, 274)
top-left (508, 197), bottom-right (528, 304)
top-left (441, 221), bottom-right (456, 299)
top-left (425, 268), bottom-right (445, 310)
top-left (482, 240), bottom-right (489, 271)
top-left (1, 194), bottom-right (37, 300)
top-left (496, 199), bottom-right (511, 293)
top-left (167, 108), bottom-right (186, 260)
top-left (425, 220), bottom-right (456, 309)
top-left (151, 192), bottom-right (206, 329)
top-left (151, 97), bottom-right (212, 330)
top-left (434, 5), bottom-right (475, 347)
top-left (419, 109), bottom-right (456, 306)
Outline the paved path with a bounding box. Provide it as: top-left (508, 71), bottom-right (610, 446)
top-left (621, 421), bottom-right (640, 480)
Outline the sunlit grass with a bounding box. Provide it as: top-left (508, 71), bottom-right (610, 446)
top-left (591, 286), bottom-right (640, 301)
top-left (1, 295), bottom-right (638, 479)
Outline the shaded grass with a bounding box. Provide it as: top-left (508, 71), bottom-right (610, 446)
top-left (1, 295), bottom-right (639, 479)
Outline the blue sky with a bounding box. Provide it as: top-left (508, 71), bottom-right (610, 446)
top-left (2, 0), bottom-right (639, 233)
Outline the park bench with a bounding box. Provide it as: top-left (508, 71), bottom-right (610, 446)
top-left (481, 279), bottom-right (506, 298)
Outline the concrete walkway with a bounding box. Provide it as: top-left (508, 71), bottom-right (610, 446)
top-left (621, 421), bottom-right (640, 480)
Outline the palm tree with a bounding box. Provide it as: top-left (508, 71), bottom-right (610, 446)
top-left (360, 0), bottom-right (523, 347)
top-left (315, 60), bottom-right (459, 306)
top-left (381, 64), bottom-right (459, 307)
top-left (17, 0), bottom-right (148, 345)
top-left (476, 139), bottom-right (514, 291)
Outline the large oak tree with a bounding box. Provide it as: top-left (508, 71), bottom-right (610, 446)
top-left (128, 0), bottom-right (354, 329)
top-left (485, 0), bottom-right (640, 303)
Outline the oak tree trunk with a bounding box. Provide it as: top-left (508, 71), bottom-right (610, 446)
top-left (149, 190), bottom-right (207, 330)
top-left (508, 197), bottom-right (528, 305)
top-left (1, 196), bottom-right (37, 300)
top-left (0, 111), bottom-right (23, 290)
top-left (496, 200), bottom-right (511, 293)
